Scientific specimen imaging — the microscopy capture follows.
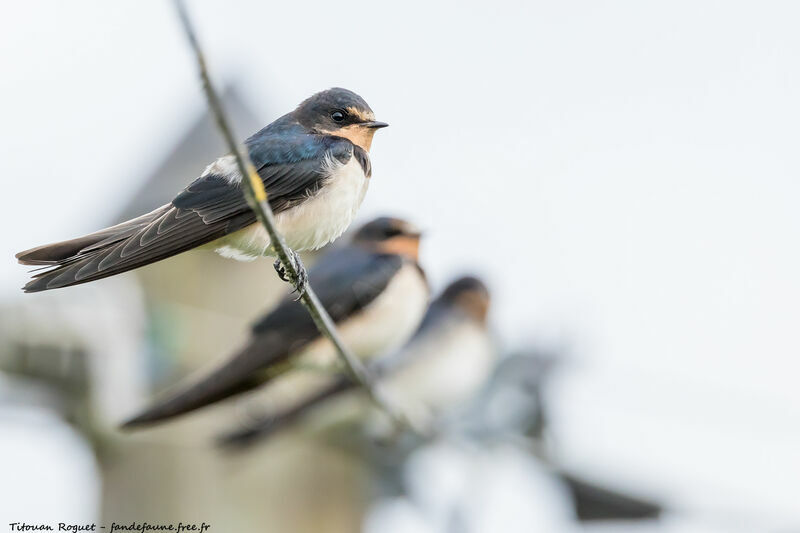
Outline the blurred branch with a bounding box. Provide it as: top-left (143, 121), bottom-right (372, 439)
top-left (172, 0), bottom-right (417, 432)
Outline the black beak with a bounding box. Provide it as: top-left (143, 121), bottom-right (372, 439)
top-left (362, 121), bottom-right (389, 129)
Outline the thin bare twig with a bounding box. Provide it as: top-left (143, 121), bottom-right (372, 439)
top-left (172, 0), bottom-right (415, 429)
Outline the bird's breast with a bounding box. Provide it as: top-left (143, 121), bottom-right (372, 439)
top-left (276, 155), bottom-right (370, 251)
top-left (297, 262), bottom-right (430, 367)
top-left (212, 154), bottom-right (369, 260)
top-left (384, 319), bottom-right (495, 413)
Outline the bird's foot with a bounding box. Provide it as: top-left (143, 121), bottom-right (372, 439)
top-left (273, 258), bottom-right (290, 283)
top-left (273, 250), bottom-right (308, 300)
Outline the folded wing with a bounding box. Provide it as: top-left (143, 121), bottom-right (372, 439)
top-left (16, 132), bottom-right (354, 292)
top-left (121, 247), bottom-right (403, 428)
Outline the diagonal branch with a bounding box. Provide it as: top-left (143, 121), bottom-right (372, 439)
top-left (172, 0), bottom-right (415, 430)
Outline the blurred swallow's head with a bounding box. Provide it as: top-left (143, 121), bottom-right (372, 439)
top-left (439, 276), bottom-right (491, 324)
top-left (295, 88), bottom-right (388, 151)
top-left (352, 217), bottom-right (423, 260)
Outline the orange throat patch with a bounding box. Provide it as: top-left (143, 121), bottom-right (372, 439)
top-left (375, 236), bottom-right (420, 261)
top-left (332, 124), bottom-right (378, 152)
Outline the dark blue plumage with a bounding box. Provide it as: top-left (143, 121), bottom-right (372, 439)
top-left (17, 88), bottom-right (385, 292)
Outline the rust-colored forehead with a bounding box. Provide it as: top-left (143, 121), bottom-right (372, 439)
top-left (373, 234), bottom-right (421, 261)
top-left (345, 106), bottom-right (375, 122)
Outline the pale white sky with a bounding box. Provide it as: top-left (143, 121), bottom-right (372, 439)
top-left (1, 0), bottom-right (799, 528)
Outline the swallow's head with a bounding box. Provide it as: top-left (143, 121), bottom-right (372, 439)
top-left (439, 276), bottom-right (491, 324)
top-left (352, 217), bottom-right (423, 260)
top-left (295, 88), bottom-right (388, 151)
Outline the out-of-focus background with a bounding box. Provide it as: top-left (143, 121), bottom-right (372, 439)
top-left (1, 1), bottom-right (799, 532)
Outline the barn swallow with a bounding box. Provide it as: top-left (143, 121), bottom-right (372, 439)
top-left (16, 88), bottom-right (387, 293)
top-left (218, 276), bottom-right (495, 447)
top-left (121, 217), bottom-right (428, 428)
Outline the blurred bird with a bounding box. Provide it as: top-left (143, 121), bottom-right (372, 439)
top-left (463, 351), bottom-right (560, 441)
top-left (218, 276), bottom-right (495, 448)
top-left (17, 88), bottom-right (388, 292)
top-left (121, 217), bottom-right (428, 428)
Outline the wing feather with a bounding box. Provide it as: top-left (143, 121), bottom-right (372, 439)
top-left (121, 247), bottom-right (403, 427)
top-left (19, 128), bottom-right (357, 292)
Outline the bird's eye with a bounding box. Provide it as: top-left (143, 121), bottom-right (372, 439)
top-left (330, 111), bottom-right (345, 122)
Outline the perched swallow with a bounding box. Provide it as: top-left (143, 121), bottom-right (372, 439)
top-left (469, 351), bottom-right (559, 440)
top-left (16, 88), bottom-right (388, 292)
top-left (121, 217), bottom-right (428, 428)
top-left (218, 276), bottom-right (495, 447)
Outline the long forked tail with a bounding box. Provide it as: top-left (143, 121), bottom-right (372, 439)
top-left (16, 206), bottom-right (173, 292)
top-left (16, 203), bottom-right (245, 292)
top-left (120, 337), bottom-right (294, 429)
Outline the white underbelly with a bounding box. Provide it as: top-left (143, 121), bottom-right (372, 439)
top-left (383, 320), bottom-right (495, 414)
top-left (245, 263), bottom-right (429, 413)
top-left (210, 156), bottom-right (369, 260)
top-left (296, 263), bottom-right (429, 366)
